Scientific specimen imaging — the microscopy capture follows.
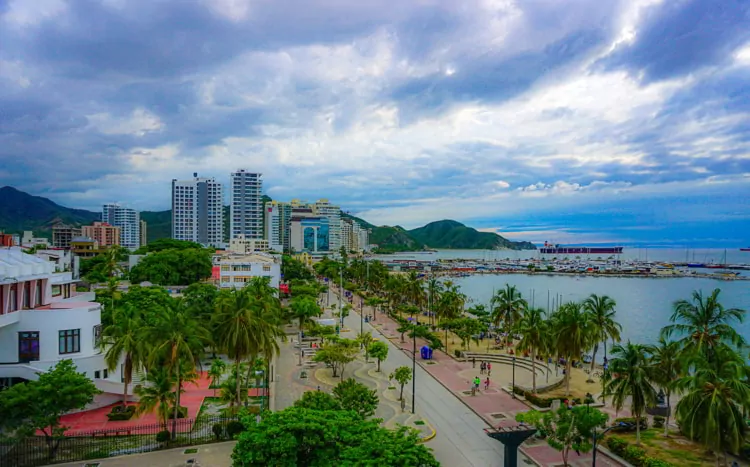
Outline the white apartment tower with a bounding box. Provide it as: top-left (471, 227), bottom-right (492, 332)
top-left (230, 170), bottom-right (263, 240)
top-left (312, 199), bottom-right (341, 252)
top-left (265, 201), bottom-right (292, 253)
top-left (171, 173), bottom-right (224, 247)
top-left (102, 203), bottom-right (140, 250)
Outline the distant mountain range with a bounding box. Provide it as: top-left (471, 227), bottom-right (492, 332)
top-left (0, 186), bottom-right (535, 250)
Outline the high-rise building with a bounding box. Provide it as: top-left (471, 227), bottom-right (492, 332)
top-left (340, 217), bottom-right (369, 253)
top-left (230, 170), bottom-right (263, 240)
top-left (290, 216), bottom-right (330, 253)
top-left (102, 203), bottom-right (140, 250)
top-left (82, 222), bottom-right (121, 247)
top-left (341, 219), bottom-right (353, 252)
top-left (264, 201), bottom-right (292, 252)
top-left (139, 220), bottom-right (148, 247)
top-left (171, 173), bottom-right (224, 247)
top-left (52, 224), bottom-right (82, 249)
top-left (312, 199), bottom-right (341, 252)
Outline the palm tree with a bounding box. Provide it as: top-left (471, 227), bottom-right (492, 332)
top-left (100, 304), bottom-right (146, 406)
top-left (208, 358), bottom-right (226, 397)
top-left (134, 368), bottom-right (177, 430)
top-left (403, 271), bottom-right (426, 313)
top-left (551, 302), bottom-right (592, 396)
top-left (606, 342), bottom-right (657, 445)
top-left (289, 296), bottom-right (321, 332)
top-left (145, 300), bottom-right (208, 436)
top-left (675, 345), bottom-right (750, 464)
top-left (426, 277), bottom-right (443, 327)
top-left (491, 285), bottom-right (527, 347)
top-left (515, 307), bottom-right (546, 393)
top-left (661, 288), bottom-right (746, 359)
top-left (648, 337), bottom-right (682, 436)
top-left (583, 294), bottom-right (621, 380)
top-left (437, 285), bottom-right (465, 352)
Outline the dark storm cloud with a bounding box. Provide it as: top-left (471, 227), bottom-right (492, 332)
top-left (601, 0), bottom-right (750, 82)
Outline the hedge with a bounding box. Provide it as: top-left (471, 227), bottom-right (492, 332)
top-left (106, 405), bottom-right (136, 421)
top-left (606, 435), bottom-right (674, 467)
top-left (652, 416), bottom-right (665, 428)
top-left (512, 386), bottom-right (581, 408)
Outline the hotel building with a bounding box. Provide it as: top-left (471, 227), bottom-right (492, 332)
top-left (230, 170), bottom-right (263, 241)
top-left (82, 222), bottom-right (121, 248)
top-left (102, 203), bottom-right (140, 250)
top-left (171, 173), bottom-right (224, 247)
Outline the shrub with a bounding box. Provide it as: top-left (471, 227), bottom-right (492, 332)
top-left (106, 405), bottom-right (135, 421)
top-left (623, 446), bottom-right (647, 465)
top-left (156, 430), bottom-right (171, 443)
top-left (652, 416), bottom-right (665, 428)
top-left (84, 449), bottom-right (110, 460)
top-left (643, 459), bottom-right (674, 467)
top-left (454, 349), bottom-right (462, 358)
top-left (173, 405), bottom-right (188, 419)
top-left (212, 423), bottom-right (225, 440)
top-left (606, 436), bottom-right (627, 456)
top-left (227, 420), bottom-right (245, 438)
top-left (614, 417), bottom-right (648, 431)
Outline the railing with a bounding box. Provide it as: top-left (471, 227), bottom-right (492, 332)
top-left (0, 415), bottom-right (239, 467)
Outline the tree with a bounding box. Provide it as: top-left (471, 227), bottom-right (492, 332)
top-left (313, 339), bottom-right (359, 380)
top-left (369, 341), bottom-right (389, 372)
top-left (0, 360), bottom-right (101, 460)
top-left (452, 317), bottom-right (485, 351)
top-left (551, 302), bottom-right (593, 396)
top-left (332, 378), bottom-right (379, 418)
top-left (605, 341), bottom-right (657, 445)
top-left (289, 296), bottom-right (321, 332)
top-left (491, 284), bottom-right (527, 347)
top-left (182, 282), bottom-right (219, 329)
top-left (648, 336), bottom-right (682, 436)
top-left (134, 367), bottom-right (177, 430)
top-left (661, 288), bottom-right (746, 360)
top-left (356, 331), bottom-right (375, 362)
top-left (281, 255), bottom-right (314, 281)
top-left (294, 390), bottom-right (343, 411)
top-left (129, 248), bottom-right (213, 285)
top-left (231, 407), bottom-right (439, 466)
top-left (135, 238), bottom-right (203, 253)
top-left (516, 406), bottom-right (608, 467)
top-left (208, 358), bottom-right (226, 396)
top-left (390, 366), bottom-right (412, 401)
top-left (515, 307), bottom-right (547, 393)
top-left (583, 294), bottom-right (621, 380)
top-left (100, 303), bottom-right (146, 406)
top-left (674, 345), bottom-right (750, 462)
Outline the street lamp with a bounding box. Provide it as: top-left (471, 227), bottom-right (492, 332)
top-left (511, 355), bottom-right (516, 398)
top-left (339, 266), bottom-right (344, 330)
top-left (412, 325), bottom-right (416, 414)
top-left (592, 423), bottom-right (626, 466)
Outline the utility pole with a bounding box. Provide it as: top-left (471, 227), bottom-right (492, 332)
top-left (339, 265), bottom-right (344, 330)
top-left (412, 326), bottom-right (416, 414)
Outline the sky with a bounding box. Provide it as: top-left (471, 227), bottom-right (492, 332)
top-left (0, 0), bottom-right (749, 247)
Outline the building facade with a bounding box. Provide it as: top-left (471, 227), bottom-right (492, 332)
top-left (82, 222), bottom-right (121, 248)
top-left (264, 201), bottom-right (292, 252)
top-left (312, 199), bottom-right (341, 252)
top-left (172, 173), bottom-right (225, 247)
top-left (230, 170), bottom-right (263, 241)
top-left (214, 253), bottom-right (281, 289)
top-left (228, 235), bottom-right (270, 254)
top-left (52, 224), bottom-right (82, 249)
top-left (340, 218), bottom-right (369, 253)
top-left (21, 231), bottom-right (48, 248)
top-left (290, 216), bottom-right (330, 253)
top-left (0, 248), bottom-right (125, 397)
top-left (102, 203), bottom-right (140, 250)
top-left (139, 220), bottom-right (148, 247)
top-left (70, 236), bottom-right (100, 258)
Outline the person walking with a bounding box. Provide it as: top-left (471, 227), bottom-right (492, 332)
top-left (472, 357), bottom-right (476, 368)
top-left (487, 362), bottom-right (492, 376)
top-left (473, 376), bottom-right (481, 395)
top-left (484, 377), bottom-right (490, 390)
top-left (480, 361), bottom-right (485, 374)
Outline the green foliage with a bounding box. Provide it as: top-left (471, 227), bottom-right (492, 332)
top-left (139, 210), bottom-right (172, 243)
top-left (134, 238), bottom-right (203, 254)
top-left (289, 296), bottom-right (321, 331)
top-left (212, 423), bottom-right (225, 440)
top-left (332, 378), bottom-right (379, 418)
top-left (606, 435), bottom-right (675, 467)
top-left (134, 367), bottom-right (178, 429)
top-left (356, 332), bottom-right (375, 362)
top-left (129, 248), bottom-right (212, 285)
top-left (313, 338), bottom-right (359, 379)
top-left (369, 341), bottom-right (389, 372)
top-left (515, 406), bottom-right (607, 466)
top-left (231, 407), bottom-right (439, 466)
top-left (227, 420), bottom-right (245, 438)
top-left (652, 416), bottom-right (665, 428)
top-left (390, 366), bottom-right (412, 401)
top-left (182, 282), bottom-right (219, 328)
top-left (408, 219), bottom-right (534, 250)
top-left (0, 186), bottom-right (99, 236)
top-left (155, 430), bottom-right (171, 443)
top-left (294, 390), bottom-right (343, 412)
top-left (281, 255), bottom-right (314, 281)
top-left (106, 405), bottom-right (136, 421)
top-left (0, 360), bottom-right (101, 459)
top-left (613, 417), bottom-right (649, 431)
top-left (606, 436), bottom-right (628, 455)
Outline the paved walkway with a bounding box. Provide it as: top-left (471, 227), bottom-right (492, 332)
top-left (333, 285), bottom-right (627, 467)
top-left (50, 441), bottom-right (236, 467)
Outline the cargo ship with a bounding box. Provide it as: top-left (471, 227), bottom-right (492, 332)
top-left (540, 242), bottom-right (623, 255)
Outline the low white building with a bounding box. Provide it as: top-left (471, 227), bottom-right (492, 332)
top-left (21, 231), bottom-right (49, 248)
top-left (214, 252), bottom-right (281, 289)
top-left (0, 248), bottom-right (125, 404)
top-left (228, 235), bottom-right (270, 254)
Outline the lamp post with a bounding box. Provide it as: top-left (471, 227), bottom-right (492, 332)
top-left (511, 355), bottom-right (516, 398)
top-left (360, 295), bottom-right (364, 335)
top-left (412, 325), bottom-right (416, 414)
top-left (592, 423), bottom-right (625, 466)
top-left (339, 266), bottom-right (343, 330)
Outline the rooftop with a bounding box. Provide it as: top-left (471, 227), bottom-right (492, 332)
top-left (0, 247), bottom-right (56, 279)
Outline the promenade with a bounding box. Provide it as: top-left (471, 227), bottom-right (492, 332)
top-left (329, 285), bottom-right (628, 467)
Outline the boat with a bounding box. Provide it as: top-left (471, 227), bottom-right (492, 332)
top-left (539, 242), bottom-right (623, 255)
top-left (741, 248), bottom-right (750, 252)
top-left (687, 263), bottom-right (706, 268)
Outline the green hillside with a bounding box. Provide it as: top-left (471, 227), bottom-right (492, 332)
top-left (139, 209), bottom-right (171, 242)
top-left (341, 212), bottom-right (424, 253)
top-left (408, 220), bottom-right (535, 250)
top-left (0, 186), bottom-right (100, 237)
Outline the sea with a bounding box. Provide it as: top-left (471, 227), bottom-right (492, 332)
top-left (373, 249), bottom-right (750, 345)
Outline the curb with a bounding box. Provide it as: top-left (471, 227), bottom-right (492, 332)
top-left (418, 419), bottom-right (437, 443)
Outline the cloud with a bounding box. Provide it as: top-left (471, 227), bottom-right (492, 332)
top-left (0, 0), bottom-right (747, 246)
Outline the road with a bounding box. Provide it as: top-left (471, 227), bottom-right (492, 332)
top-left (338, 295), bottom-right (510, 467)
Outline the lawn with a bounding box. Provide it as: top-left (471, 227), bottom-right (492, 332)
top-left (604, 428), bottom-right (716, 467)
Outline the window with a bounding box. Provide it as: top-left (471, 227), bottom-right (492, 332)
top-left (93, 324), bottom-right (102, 347)
top-left (104, 369), bottom-right (108, 379)
top-left (94, 370), bottom-right (101, 379)
top-left (263, 265), bottom-right (271, 272)
top-left (221, 265), bottom-right (230, 272)
top-left (59, 329), bottom-right (80, 354)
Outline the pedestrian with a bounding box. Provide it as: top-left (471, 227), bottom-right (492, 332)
top-left (484, 377), bottom-right (490, 390)
top-left (480, 361), bottom-right (485, 374)
top-left (487, 362), bottom-right (492, 376)
top-left (473, 376), bottom-right (481, 395)
top-left (472, 357), bottom-right (476, 368)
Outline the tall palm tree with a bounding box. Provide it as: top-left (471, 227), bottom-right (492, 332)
top-left (426, 277), bottom-right (443, 327)
top-left (100, 304), bottom-right (146, 406)
top-left (491, 285), bottom-right (527, 347)
top-left (437, 285), bottom-right (465, 352)
top-left (208, 358), bottom-right (226, 397)
top-left (289, 296), bottom-right (321, 332)
top-left (551, 302), bottom-right (592, 396)
top-left (145, 300), bottom-right (208, 436)
top-left (675, 345), bottom-right (750, 463)
top-left (403, 271), bottom-right (426, 312)
top-left (134, 367), bottom-right (177, 430)
top-left (648, 337), bottom-right (682, 436)
top-left (606, 342), bottom-right (657, 445)
top-left (661, 288), bottom-right (746, 359)
top-left (515, 307), bottom-right (547, 393)
top-left (583, 294), bottom-right (621, 379)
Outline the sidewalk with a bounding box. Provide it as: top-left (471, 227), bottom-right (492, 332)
top-left (339, 285), bottom-right (626, 467)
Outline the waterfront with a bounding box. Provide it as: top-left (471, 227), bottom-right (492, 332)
top-left (452, 273), bottom-right (750, 346)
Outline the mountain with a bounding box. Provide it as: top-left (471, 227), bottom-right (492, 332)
top-left (139, 209), bottom-right (171, 242)
top-left (408, 220), bottom-right (535, 250)
top-left (341, 212), bottom-right (425, 253)
top-left (0, 186), bottom-right (100, 237)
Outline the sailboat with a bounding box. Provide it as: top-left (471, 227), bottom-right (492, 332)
top-left (706, 249), bottom-right (728, 269)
